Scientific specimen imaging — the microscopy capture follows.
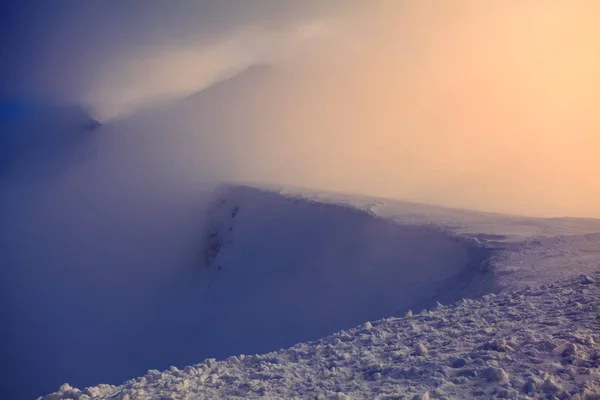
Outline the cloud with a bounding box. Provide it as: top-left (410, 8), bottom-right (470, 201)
top-left (1, 1), bottom-right (599, 218)
top-left (0, 1), bottom-right (366, 117)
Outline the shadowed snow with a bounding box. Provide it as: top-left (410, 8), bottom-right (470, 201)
top-left (41, 273), bottom-right (600, 399)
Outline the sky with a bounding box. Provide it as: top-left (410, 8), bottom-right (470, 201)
top-left (1, 0), bottom-right (599, 218)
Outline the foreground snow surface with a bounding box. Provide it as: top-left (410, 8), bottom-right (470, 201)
top-left (42, 273), bottom-right (600, 400)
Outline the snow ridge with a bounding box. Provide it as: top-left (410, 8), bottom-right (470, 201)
top-left (32, 185), bottom-right (600, 399)
top-left (196, 185), bottom-right (500, 346)
top-left (41, 273), bottom-right (600, 399)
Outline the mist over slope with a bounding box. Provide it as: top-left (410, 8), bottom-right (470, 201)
top-left (0, 101), bottom-right (99, 176)
top-left (1, 66), bottom-right (600, 399)
top-left (2, 3), bottom-right (600, 399)
top-left (0, 97), bottom-right (213, 398)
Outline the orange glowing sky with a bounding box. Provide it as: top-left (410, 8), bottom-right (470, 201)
top-left (87, 1), bottom-right (600, 218)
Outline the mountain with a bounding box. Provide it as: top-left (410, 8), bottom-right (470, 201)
top-left (33, 184), bottom-right (600, 399)
top-left (4, 68), bottom-right (600, 400)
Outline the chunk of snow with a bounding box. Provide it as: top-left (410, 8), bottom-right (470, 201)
top-left (414, 343), bottom-right (428, 357)
top-left (481, 367), bottom-right (509, 383)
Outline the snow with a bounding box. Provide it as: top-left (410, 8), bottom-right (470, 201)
top-left (267, 184), bottom-right (600, 291)
top-left (33, 184), bottom-right (600, 399)
top-left (193, 185), bottom-right (497, 356)
top-left (40, 273), bottom-right (600, 399)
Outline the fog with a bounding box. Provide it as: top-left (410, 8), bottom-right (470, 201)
top-left (1, 1), bottom-right (600, 397)
top-left (2, 1), bottom-right (598, 216)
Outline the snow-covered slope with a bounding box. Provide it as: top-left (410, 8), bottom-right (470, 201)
top-left (273, 184), bottom-right (600, 241)
top-left (42, 273), bottom-right (600, 400)
top-left (270, 184), bottom-right (600, 291)
top-left (192, 185), bottom-right (496, 356)
top-left (35, 184), bottom-right (600, 399)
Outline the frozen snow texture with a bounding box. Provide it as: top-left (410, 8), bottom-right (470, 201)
top-left (41, 273), bottom-right (600, 399)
